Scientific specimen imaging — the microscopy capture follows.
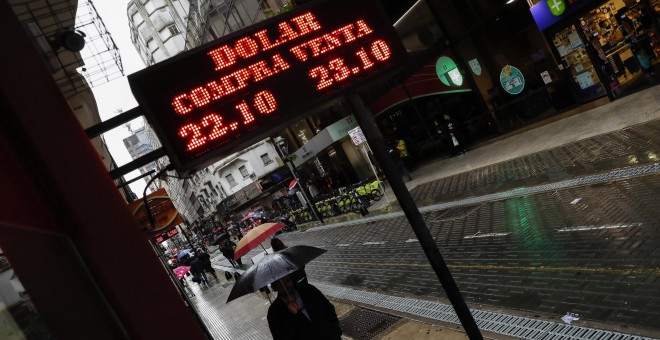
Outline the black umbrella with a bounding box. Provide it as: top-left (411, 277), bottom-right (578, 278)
top-left (211, 232), bottom-right (230, 245)
top-left (226, 245), bottom-right (326, 303)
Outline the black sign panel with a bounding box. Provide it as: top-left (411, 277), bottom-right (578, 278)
top-left (128, 0), bottom-right (408, 171)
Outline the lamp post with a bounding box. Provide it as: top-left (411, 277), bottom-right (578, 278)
top-left (273, 136), bottom-right (323, 224)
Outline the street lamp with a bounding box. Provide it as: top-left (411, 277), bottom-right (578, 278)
top-left (273, 136), bottom-right (323, 224)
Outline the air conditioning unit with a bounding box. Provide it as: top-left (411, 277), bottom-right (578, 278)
top-left (249, 173), bottom-right (256, 179)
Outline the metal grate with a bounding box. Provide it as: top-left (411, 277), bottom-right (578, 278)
top-left (317, 283), bottom-right (655, 340)
top-left (340, 307), bottom-right (400, 340)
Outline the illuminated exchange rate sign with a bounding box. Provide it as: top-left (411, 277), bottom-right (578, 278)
top-left (128, 0), bottom-right (408, 172)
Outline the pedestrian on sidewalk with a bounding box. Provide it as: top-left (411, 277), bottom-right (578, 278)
top-left (188, 256), bottom-right (209, 287)
top-left (395, 138), bottom-right (414, 171)
top-left (196, 249), bottom-right (218, 281)
top-left (220, 239), bottom-right (242, 268)
top-left (267, 275), bottom-right (342, 340)
top-left (271, 238), bottom-right (308, 286)
top-left (388, 141), bottom-right (412, 181)
top-left (435, 114), bottom-right (466, 157)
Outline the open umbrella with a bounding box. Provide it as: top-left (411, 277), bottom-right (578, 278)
top-left (177, 249), bottom-right (193, 261)
top-left (233, 222), bottom-right (285, 260)
top-left (240, 211), bottom-right (256, 222)
top-left (172, 266), bottom-right (190, 279)
top-left (226, 245), bottom-right (326, 303)
top-left (211, 232), bottom-right (230, 245)
top-left (288, 179), bottom-right (298, 190)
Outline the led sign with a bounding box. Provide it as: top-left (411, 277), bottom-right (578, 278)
top-left (128, 0), bottom-right (408, 171)
top-left (154, 227), bottom-right (178, 244)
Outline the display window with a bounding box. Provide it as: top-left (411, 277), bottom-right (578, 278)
top-left (454, 0), bottom-right (576, 132)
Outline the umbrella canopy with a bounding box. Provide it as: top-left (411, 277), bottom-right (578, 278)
top-left (172, 266), bottom-right (190, 279)
top-left (240, 211), bottom-right (256, 222)
top-left (288, 179), bottom-right (298, 190)
top-left (233, 222), bottom-right (285, 260)
top-left (177, 249), bottom-right (193, 261)
top-left (211, 232), bottom-right (230, 245)
top-left (226, 245), bottom-right (326, 303)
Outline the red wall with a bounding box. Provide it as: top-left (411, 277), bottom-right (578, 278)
top-left (0, 2), bottom-right (207, 339)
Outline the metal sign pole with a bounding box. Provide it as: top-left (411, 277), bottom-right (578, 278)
top-left (361, 143), bottom-right (389, 204)
top-left (346, 93), bottom-right (483, 339)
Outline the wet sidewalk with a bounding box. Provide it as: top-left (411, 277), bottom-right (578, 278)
top-left (193, 84), bottom-right (660, 339)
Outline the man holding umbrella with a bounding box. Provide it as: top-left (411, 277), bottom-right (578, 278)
top-left (224, 244), bottom-right (341, 340)
top-left (267, 274), bottom-right (342, 340)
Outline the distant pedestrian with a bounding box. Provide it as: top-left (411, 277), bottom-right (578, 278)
top-left (436, 114), bottom-right (466, 157)
top-left (221, 240), bottom-right (242, 268)
top-left (267, 275), bottom-right (342, 340)
top-left (395, 138), bottom-right (413, 171)
top-left (189, 256), bottom-right (208, 287)
top-left (271, 238), bottom-right (308, 286)
top-left (197, 249), bottom-right (218, 281)
top-left (388, 141), bottom-right (412, 181)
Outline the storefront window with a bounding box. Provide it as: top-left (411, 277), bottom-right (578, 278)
top-left (455, 0), bottom-right (573, 132)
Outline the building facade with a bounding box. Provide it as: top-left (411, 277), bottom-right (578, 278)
top-left (125, 0), bottom-right (287, 223)
top-left (127, 0), bottom-right (277, 65)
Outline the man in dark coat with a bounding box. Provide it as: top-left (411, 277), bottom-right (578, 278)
top-left (267, 275), bottom-right (342, 340)
top-left (196, 249), bottom-right (218, 280)
top-left (220, 240), bottom-right (242, 268)
top-left (188, 256), bottom-right (208, 286)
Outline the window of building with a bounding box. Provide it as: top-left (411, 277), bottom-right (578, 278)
top-left (144, 0), bottom-right (155, 13)
top-left (188, 193), bottom-right (197, 205)
top-left (239, 165), bottom-right (249, 178)
top-left (168, 24), bottom-right (180, 36)
top-left (260, 153), bottom-right (273, 166)
top-left (147, 38), bottom-right (156, 52)
top-left (226, 174), bottom-right (237, 187)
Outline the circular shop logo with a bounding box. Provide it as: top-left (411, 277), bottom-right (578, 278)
top-left (547, 0), bottom-right (566, 16)
top-left (435, 56), bottom-right (464, 87)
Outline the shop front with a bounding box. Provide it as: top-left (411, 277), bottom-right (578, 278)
top-left (531, 0), bottom-right (660, 100)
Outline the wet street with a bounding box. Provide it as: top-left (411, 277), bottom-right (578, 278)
top-left (263, 119), bottom-right (660, 332)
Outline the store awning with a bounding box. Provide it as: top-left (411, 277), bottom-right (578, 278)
top-left (370, 51), bottom-right (472, 116)
top-left (290, 115), bottom-right (359, 167)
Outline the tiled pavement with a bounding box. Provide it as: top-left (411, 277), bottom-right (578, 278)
top-left (191, 85), bottom-right (660, 339)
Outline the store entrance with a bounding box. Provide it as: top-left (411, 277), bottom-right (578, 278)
top-left (579, 1), bottom-right (644, 92)
top-left (552, 24), bottom-right (608, 101)
top-left (548, 0), bottom-right (660, 102)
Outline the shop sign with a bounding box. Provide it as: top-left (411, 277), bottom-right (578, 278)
top-left (230, 182), bottom-right (263, 207)
top-left (468, 58), bottom-right (482, 76)
top-left (128, 188), bottom-right (183, 235)
top-left (154, 227), bottom-right (179, 244)
top-left (291, 115), bottom-right (358, 166)
top-left (435, 56), bottom-right (463, 86)
top-left (500, 65), bottom-right (525, 95)
top-left (327, 115), bottom-right (359, 141)
top-left (128, 0), bottom-right (408, 172)
top-left (348, 126), bottom-right (366, 145)
top-left (540, 70), bottom-right (552, 84)
top-left (530, 0), bottom-right (595, 30)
